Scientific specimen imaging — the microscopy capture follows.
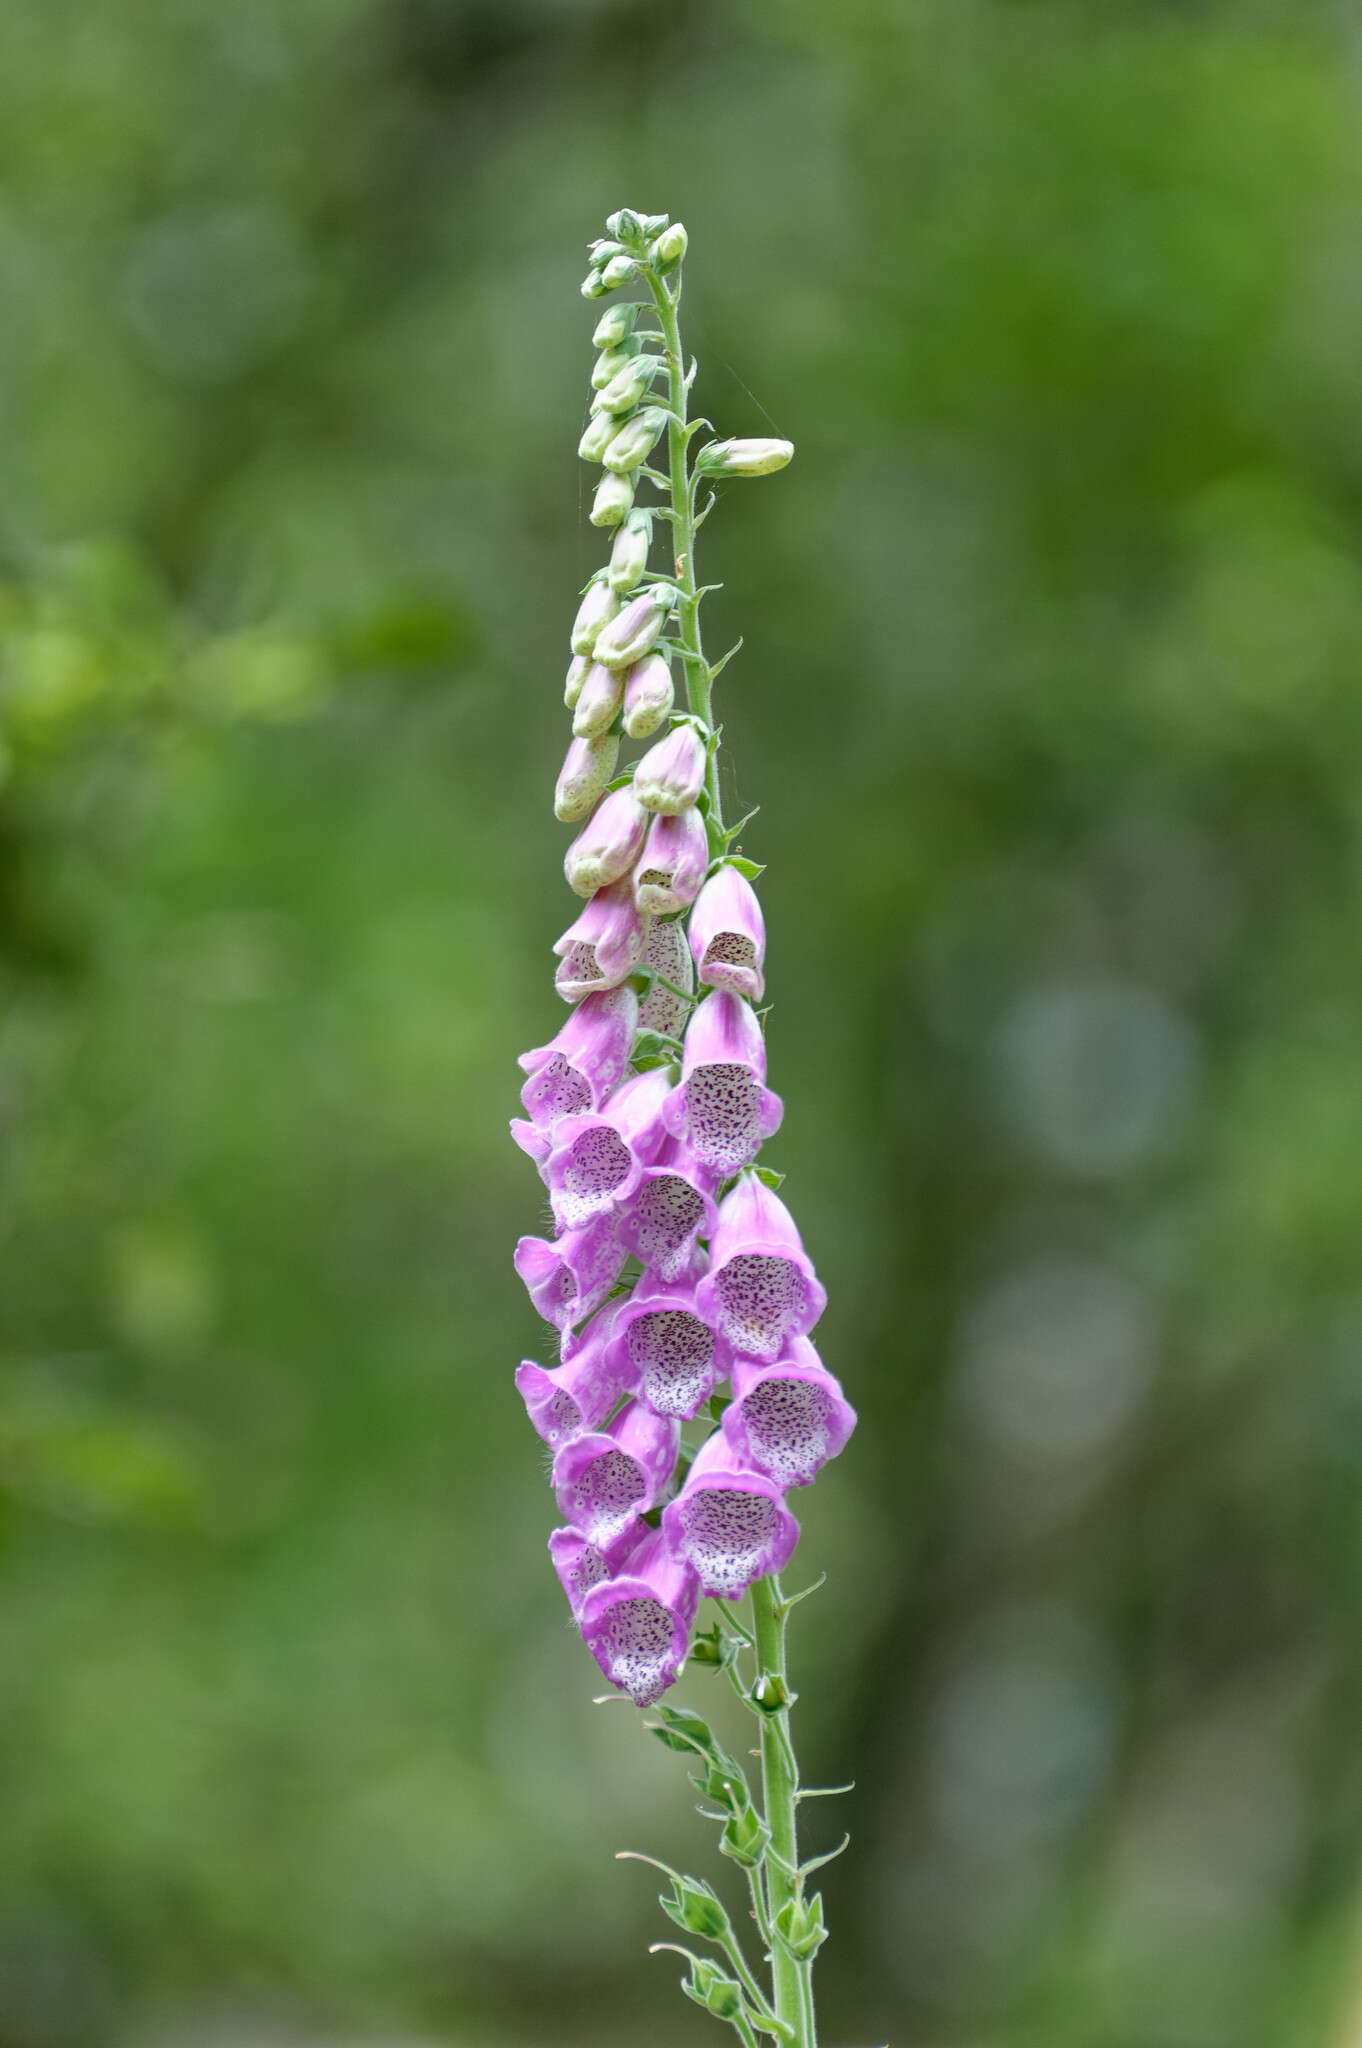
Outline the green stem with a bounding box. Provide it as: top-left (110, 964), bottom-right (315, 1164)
top-left (645, 261), bottom-right (722, 827)
top-left (751, 1576), bottom-right (816, 2047)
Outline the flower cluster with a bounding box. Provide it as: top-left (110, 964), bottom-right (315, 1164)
top-left (509, 211), bottom-right (854, 1710)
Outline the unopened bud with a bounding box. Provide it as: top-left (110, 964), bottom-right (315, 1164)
top-left (580, 270), bottom-right (608, 300)
top-left (577, 411), bottom-right (617, 463)
top-left (634, 721), bottom-right (706, 814)
top-left (592, 302), bottom-right (639, 350)
top-left (662, 1876), bottom-right (731, 1943)
top-left (590, 470), bottom-right (636, 527)
top-left (571, 660), bottom-right (624, 739)
top-left (570, 579), bottom-right (620, 658)
top-left (554, 732), bottom-right (619, 823)
top-left (563, 785), bottom-right (649, 896)
top-left (719, 1804), bottom-right (770, 1870)
top-left (774, 1892), bottom-right (827, 1962)
top-left (591, 341), bottom-right (641, 391)
top-left (605, 208), bottom-right (643, 242)
top-left (593, 587), bottom-right (673, 667)
top-left (564, 653), bottom-right (591, 709)
top-left (642, 213), bottom-right (671, 239)
top-left (603, 407), bottom-right (668, 475)
top-left (622, 650), bottom-right (674, 736)
top-left (609, 510), bottom-right (653, 593)
top-left (601, 253), bottom-right (637, 290)
top-left (597, 355), bottom-right (664, 415)
top-left (653, 221), bottom-right (688, 266)
top-left (683, 1960), bottom-right (743, 2023)
top-left (695, 437), bottom-right (794, 477)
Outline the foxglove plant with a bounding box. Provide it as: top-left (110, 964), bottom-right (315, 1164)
top-left (510, 208), bottom-right (857, 2048)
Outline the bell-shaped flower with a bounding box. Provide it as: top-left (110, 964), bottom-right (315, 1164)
top-left (564, 787), bottom-right (649, 897)
top-left (593, 588), bottom-right (672, 670)
top-left (661, 991), bottom-right (783, 1176)
top-left (578, 1527), bottom-right (700, 1706)
top-left (570, 579), bottom-right (620, 657)
top-left (618, 1133), bottom-right (718, 1285)
top-left (622, 651), bottom-right (674, 738)
top-left (514, 1210), bottom-right (627, 1353)
top-left (689, 865), bottom-right (766, 1002)
top-left (515, 1305), bottom-right (638, 1449)
top-left (605, 1267), bottom-right (730, 1421)
top-left (634, 721), bottom-right (706, 815)
top-left (661, 1433), bottom-right (800, 1599)
top-left (591, 470), bottom-right (635, 528)
top-left (638, 917), bottom-right (693, 1039)
top-left (695, 1173), bottom-right (827, 1363)
top-left (540, 1068), bottom-right (672, 1232)
top-left (548, 1520), bottom-right (647, 1619)
top-left (720, 1340), bottom-right (856, 1488)
top-left (553, 1398), bottom-right (681, 1549)
top-left (554, 732), bottom-right (619, 823)
top-left (608, 508), bottom-right (653, 593)
top-left (518, 984), bottom-right (638, 1125)
top-left (571, 660), bottom-right (625, 740)
top-left (554, 876), bottom-right (648, 1001)
top-left (633, 806), bottom-right (708, 915)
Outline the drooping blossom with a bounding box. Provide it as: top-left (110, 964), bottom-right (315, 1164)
top-left (617, 1132), bottom-right (717, 1283)
top-left (633, 807), bottom-right (708, 915)
top-left (622, 651), bottom-right (674, 737)
top-left (514, 1212), bottom-right (626, 1354)
top-left (515, 1302), bottom-right (637, 1447)
top-left (554, 877), bottom-right (648, 1000)
top-left (538, 1067), bottom-right (671, 1232)
top-left (694, 1171), bottom-right (827, 1362)
top-left (689, 864), bottom-right (766, 1002)
top-left (605, 1265), bottom-right (729, 1420)
top-left (578, 1528), bottom-right (700, 1706)
top-left (553, 1399), bottom-right (681, 1548)
top-left (549, 1520), bottom-right (649, 1618)
top-left (637, 918), bottom-right (693, 1038)
top-left (661, 990), bottom-right (783, 1175)
top-left (634, 721), bottom-right (707, 814)
top-left (564, 786), bottom-right (650, 897)
top-left (661, 1431), bottom-right (800, 1599)
top-left (720, 1340), bottom-right (856, 1488)
top-left (518, 985), bottom-right (638, 1125)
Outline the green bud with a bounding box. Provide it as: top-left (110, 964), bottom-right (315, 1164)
top-left (577, 411), bottom-right (617, 463)
top-left (605, 208), bottom-right (644, 243)
top-left (661, 1877), bottom-right (732, 1943)
top-left (588, 238), bottom-right (626, 261)
top-left (608, 508), bottom-right (653, 592)
top-left (720, 1804), bottom-right (771, 1869)
top-left (580, 270), bottom-right (608, 300)
top-left (591, 341), bottom-right (641, 391)
top-left (597, 354), bottom-right (665, 415)
top-left (603, 406), bottom-right (667, 474)
top-left (679, 1958), bottom-right (744, 2023)
top-left (774, 1892), bottom-right (827, 1962)
top-left (590, 470), bottom-right (636, 527)
top-left (642, 213), bottom-right (670, 238)
top-left (653, 221), bottom-right (688, 266)
top-left (592, 302), bottom-right (639, 350)
top-left (601, 253), bottom-right (637, 290)
top-left (752, 1672), bottom-right (794, 1713)
top-left (695, 436), bottom-right (794, 477)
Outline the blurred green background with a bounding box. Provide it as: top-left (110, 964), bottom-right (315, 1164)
top-left (6, 1), bottom-right (1362, 2043)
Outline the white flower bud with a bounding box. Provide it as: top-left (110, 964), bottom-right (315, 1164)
top-left (591, 342), bottom-right (640, 391)
top-left (608, 509), bottom-right (653, 593)
top-left (580, 270), bottom-right (608, 300)
top-left (694, 437), bottom-right (794, 477)
top-left (590, 470), bottom-right (636, 527)
top-left (601, 254), bottom-right (637, 290)
top-left (642, 213), bottom-right (671, 239)
top-left (594, 586), bottom-right (674, 667)
top-left (571, 660), bottom-right (625, 739)
top-left (603, 407), bottom-right (668, 475)
top-left (605, 209), bottom-right (643, 242)
top-left (554, 732), bottom-right (620, 823)
top-left (596, 354), bottom-right (665, 415)
top-left (564, 653), bottom-right (591, 709)
top-left (592, 303), bottom-right (638, 350)
top-left (570, 579), bottom-right (620, 658)
top-left (577, 411), bottom-right (617, 463)
top-left (654, 222), bottom-right (688, 266)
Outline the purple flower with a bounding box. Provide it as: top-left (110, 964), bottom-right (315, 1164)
top-left (548, 1520), bottom-right (648, 1618)
top-left (661, 990), bottom-right (783, 1176)
top-left (553, 1398), bottom-right (681, 1548)
top-left (695, 1172), bottom-right (827, 1362)
top-left (554, 877), bottom-right (648, 1001)
top-left (635, 722), bottom-right (707, 815)
top-left (605, 1267), bottom-right (730, 1420)
top-left (518, 985), bottom-right (638, 1125)
top-left (633, 807), bottom-right (708, 915)
top-left (618, 1134), bottom-right (718, 1283)
top-left (555, 732), bottom-right (620, 823)
top-left (622, 651), bottom-right (674, 739)
top-left (661, 1432), bottom-right (800, 1599)
top-left (579, 1527), bottom-right (700, 1705)
top-left (564, 787), bottom-right (650, 897)
top-left (514, 1211), bottom-right (626, 1354)
top-left (540, 1068), bottom-right (672, 1232)
top-left (516, 1303), bottom-right (637, 1447)
top-left (593, 587), bottom-right (672, 669)
top-left (638, 918), bottom-right (694, 1039)
top-left (689, 865), bottom-right (766, 1003)
top-left (720, 1340), bottom-right (856, 1487)
top-left (571, 660), bottom-right (625, 739)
